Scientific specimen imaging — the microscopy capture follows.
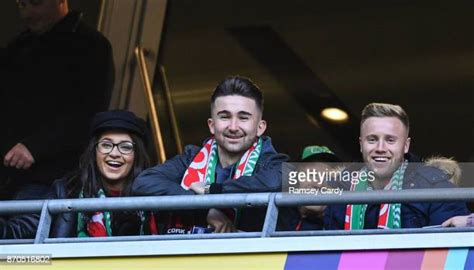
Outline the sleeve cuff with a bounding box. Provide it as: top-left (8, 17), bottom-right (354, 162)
top-left (209, 183), bottom-right (223, 194)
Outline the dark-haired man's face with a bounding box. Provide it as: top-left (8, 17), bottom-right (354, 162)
top-left (359, 117), bottom-right (410, 183)
top-left (208, 95), bottom-right (266, 163)
top-left (17, 0), bottom-right (63, 34)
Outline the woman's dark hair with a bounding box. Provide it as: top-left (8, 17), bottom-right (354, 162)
top-left (66, 132), bottom-right (150, 198)
top-left (210, 76), bottom-right (264, 113)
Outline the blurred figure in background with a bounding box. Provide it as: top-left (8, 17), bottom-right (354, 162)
top-left (295, 145), bottom-right (341, 231)
top-left (0, 0), bottom-right (114, 201)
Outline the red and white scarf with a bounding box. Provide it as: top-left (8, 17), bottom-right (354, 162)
top-left (181, 137), bottom-right (263, 189)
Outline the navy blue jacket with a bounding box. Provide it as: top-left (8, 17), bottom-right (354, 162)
top-left (132, 137), bottom-right (288, 231)
top-left (324, 164), bottom-right (470, 229)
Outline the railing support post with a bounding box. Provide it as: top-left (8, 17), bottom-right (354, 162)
top-left (261, 193), bottom-right (278, 238)
top-left (34, 200), bottom-right (52, 244)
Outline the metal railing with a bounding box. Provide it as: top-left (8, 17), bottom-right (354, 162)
top-left (135, 45), bottom-right (167, 163)
top-left (159, 65), bottom-right (183, 154)
top-left (1, 188), bottom-right (473, 245)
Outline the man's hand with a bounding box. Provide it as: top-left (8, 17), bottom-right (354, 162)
top-left (442, 215), bottom-right (469, 227)
top-left (207, 208), bottom-right (236, 233)
top-left (3, 143), bottom-right (35, 169)
top-left (190, 181), bottom-right (206, 195)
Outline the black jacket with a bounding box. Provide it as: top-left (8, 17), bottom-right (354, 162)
top-left (324, 164), bottom-right (470, 229)
top-left (0, 11), bottom-right (114, 186)
top-left (0, 214), bottom-right (39, 239)
top-left (49, 178), bottom-right (146, 238)
top-left (0, 183), bottom-right (50, 239)
top-left (132, 137), bottom-right (289, 232)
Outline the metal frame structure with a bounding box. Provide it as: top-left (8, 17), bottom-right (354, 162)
top-left (1, 188), bottom-right (473, 258)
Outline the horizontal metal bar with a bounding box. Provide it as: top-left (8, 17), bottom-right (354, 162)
top-left (42, 227), bottom-right (474, 244)
top-left (2, 232), bottom-right (473, 258)
top-left (0, 200), bottom-right (45, 214)
top-left (275, 187), bottom-right (474, 206)
top-left (0, 188), bottom-right (472, 215)
top-left (46, 193), bottom-right (271, 214)
top-left (271, 227), bottom-right (474, 237)
top-left (0, 193), bottom-right (271, 214)
top-left (44, 232), bottom-right (261, 244)
top-left (0, 239), bottom-right (34, 245)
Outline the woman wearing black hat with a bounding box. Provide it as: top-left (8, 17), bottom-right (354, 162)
top-left (49, 110), bottom-right (156, 237)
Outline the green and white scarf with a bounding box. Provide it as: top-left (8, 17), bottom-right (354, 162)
top-left (344, 160), bottom-right (408, 230)
top-left (77, 189), bottom-right (155, 237)
top-left (77, 189), bottom-right (112, 237)
top-left (178, 137), bottom-right (262, 228)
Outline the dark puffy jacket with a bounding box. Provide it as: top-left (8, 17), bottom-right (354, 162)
top-left (132, 137), bottom-right (289, 232)
top-left (324, 164), bottom-right (470, 229)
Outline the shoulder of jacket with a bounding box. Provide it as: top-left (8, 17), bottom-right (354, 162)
top-left (184, 144), bottom-right (201, 155)
top-left (76, 22), bottom-right (111, 44)
top-left (405, 165), bottom-right (450, 186)
top-left (181, 145), bottom-right (202, 163)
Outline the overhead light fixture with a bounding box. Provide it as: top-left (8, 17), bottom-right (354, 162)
top-left (321, 107), bottom-right (348, 123)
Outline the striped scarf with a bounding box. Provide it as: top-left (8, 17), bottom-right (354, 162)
top-left (77, 189), bottom-right (158, 237)
top-left (344, 160), bottom-right (408, 230)
top-left (174, 137), bottom-right (262, 231)
top-left (77, 189), bottom-right (112, 237)
top-left (181, 137), bottom-right (263, 189)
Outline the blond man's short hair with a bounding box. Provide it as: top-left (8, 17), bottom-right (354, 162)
top-left (361, 103), bottom-right (410, 133)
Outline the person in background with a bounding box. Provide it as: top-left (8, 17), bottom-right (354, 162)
top-left (294, 145), bottom-right (341, 231)
top-left (433, 156), bottom-right (473, 228)
top-left (0, 0), bottom-right (114, 201)
top-left (425, 156), bottom-right (461, 186)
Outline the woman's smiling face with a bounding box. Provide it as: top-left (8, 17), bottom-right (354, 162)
top-left (95, 131), bottom-right (135, 190)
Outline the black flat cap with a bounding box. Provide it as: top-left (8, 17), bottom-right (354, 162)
top-left (90, 110), bottom-right (146, 137)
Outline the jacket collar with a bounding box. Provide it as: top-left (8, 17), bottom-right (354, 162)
top-left (46, 10), bottom-right (83, 34)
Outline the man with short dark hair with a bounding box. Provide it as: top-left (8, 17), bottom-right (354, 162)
top-left (324, 103), bottom-right (469, 229)
top-left (0, 0), bottom-right (114, 200)
top-left (133, 76), bottom-right (288, 233)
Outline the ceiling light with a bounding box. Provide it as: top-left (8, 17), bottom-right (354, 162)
top-left (321, 107), bottom-right (348, 122)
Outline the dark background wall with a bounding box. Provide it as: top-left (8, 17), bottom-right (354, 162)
top-left (155, 0), bottom-right (473, 165)
top-left (1, 0), bottom-right (472, 171)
